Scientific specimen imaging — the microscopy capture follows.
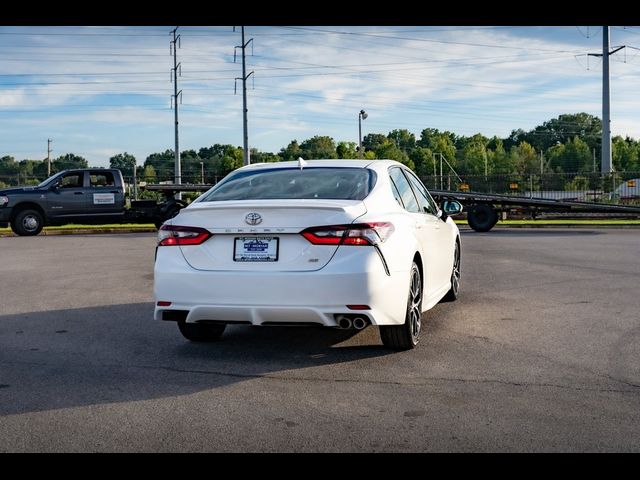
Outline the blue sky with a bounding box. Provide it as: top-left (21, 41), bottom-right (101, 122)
top-left (1, 25), bottom-right (640, 168)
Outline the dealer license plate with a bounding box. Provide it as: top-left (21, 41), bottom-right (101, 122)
top-left (234, 237), bottom-right (279, 262)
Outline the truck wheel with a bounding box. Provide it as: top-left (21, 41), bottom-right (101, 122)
top-left (11, 209), bottom-right (44, 236)
top-left (177, 320), bottom-right (226, 342)
top-left (467, 204), bottom-right (498, 232)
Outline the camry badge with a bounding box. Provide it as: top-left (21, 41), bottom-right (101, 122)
top-left (245, 213), bottom-right (263, 225)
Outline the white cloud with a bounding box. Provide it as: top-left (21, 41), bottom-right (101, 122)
top-left (2, 25), bottom-right (640, 165)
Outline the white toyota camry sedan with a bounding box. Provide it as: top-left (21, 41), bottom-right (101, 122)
top-left (154, 159), bottom-right (462, 350)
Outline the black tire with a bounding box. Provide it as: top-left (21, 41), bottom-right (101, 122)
top-left (441, 240), bottom-right (461, 302)
top-left (177, 321), bottom-right (226, 342)
top-left (467, 204), bottom-right (498, 232)
top-left (380, 262), bottom-right (422, 350)
top-left (11, 209), bottom-right (44, 236)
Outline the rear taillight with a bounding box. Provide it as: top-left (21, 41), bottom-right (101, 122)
top-left (301, 222), bottom-right (394, 246)
top-left (158, 225), bottom-right (212, 246)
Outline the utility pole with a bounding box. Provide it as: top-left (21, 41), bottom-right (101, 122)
top-left (588, 27), bottom-right (624, 174)
top-left (358, 109), bottom-right (368, 158)
top-left (540, 150), bottom-right (544, 175)
top-left (47, 139), bottom-right (52, 176)
top-left (132, 158), bottom-right (137, 201)
top-left (593, 147), bottom-right (596, 173)
top-left (235, 26), bottom-right (254, 166)
top-left (431, 152), bottom-right (437, 189)
top-left (170, 27), bottom-right (182, 196)
top-left (602, 26), bottom-right (612, 174)
top-left (484, 150), bottom-right (488, 177)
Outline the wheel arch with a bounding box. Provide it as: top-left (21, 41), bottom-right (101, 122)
top-left (11, 202), bottom-right (46, 223)
top-left (412, 251), bottom-right (423, 287)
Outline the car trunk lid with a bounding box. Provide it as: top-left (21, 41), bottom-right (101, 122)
top-left (174, 199), bottom-right (366, 272)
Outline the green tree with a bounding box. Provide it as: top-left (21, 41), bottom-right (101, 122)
top-left (109, 152), bottom-right (137, 177)
top-left (507, 141), bottom-right (538, 174)
top-left (387, 129), bottom-right (416, 153)
top-left (546, 137), bottom-right (591, 173)
top-left (362, 133), bottom-right (388, 153)
top-left (374, 141), bottom-right (414, 169)
top-left (417, 128), bottom-right (457, 170)
top-left (142, 165), bottom-right (157, 183)
top-left (488, 138), bottom-right (516, 174)
top-left (506, 113), bottom-right (601, 153)
top-left (250, 148), bottom-right (281, 163)
top-left (279, 140), bottom-right (303, 161)
top-left (336, 141), bottom-right (358, 159)
top-left (180, 149), bottom-right (203, 184)
top-left (52, 153), bottom-right (88, 172)
top-left (612, 136), bottom-right (639, 172)
top-left (298, 136), bottom-right (337, 159)
top-left (461, 141), bottom-right (490, 175)
top-left (0, 155), bottom-right (18, 175)
top-left (144, 149), bottom-right (175, 181)
top-left (410, 146), bottom-right (435, 178)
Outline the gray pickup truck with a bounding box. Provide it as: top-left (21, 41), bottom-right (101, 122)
top-left (0, 168), bottom-right (184, 236)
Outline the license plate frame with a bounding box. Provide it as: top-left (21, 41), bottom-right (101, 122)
top-left (233, 236), bottom-right (279, 262)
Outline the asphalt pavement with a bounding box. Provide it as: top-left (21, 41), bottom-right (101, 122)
top-left (0, 228), bottom-right (639, 452)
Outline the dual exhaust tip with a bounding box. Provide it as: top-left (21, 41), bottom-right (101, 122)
top-left (336, 315), bottom-right (369, 331)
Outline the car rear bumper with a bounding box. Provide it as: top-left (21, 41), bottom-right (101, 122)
top-left (154, 246), bottom-right (410, 326)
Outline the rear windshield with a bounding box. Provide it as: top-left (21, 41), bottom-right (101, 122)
top-left (199, 167), bottom-right (376, 202)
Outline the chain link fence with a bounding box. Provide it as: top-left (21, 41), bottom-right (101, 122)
top-left (421, 172), bottom-right (640, 206)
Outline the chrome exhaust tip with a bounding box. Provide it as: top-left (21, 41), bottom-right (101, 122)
top-left (337, 316), bottom-right (353, 329)
top-left (353, 317), bottom-right (367, 330)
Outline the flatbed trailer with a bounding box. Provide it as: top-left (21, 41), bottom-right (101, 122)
top-left (429, 190), bottom-right (640, 231)
top-left (142, 184), bottom-right (640, 233)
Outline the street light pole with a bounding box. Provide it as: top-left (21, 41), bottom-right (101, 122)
top-left (200, 161), bottom-right (204, 184)
top-left (358, 109), bottom-right (367, 158)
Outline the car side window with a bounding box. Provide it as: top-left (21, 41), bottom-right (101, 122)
top-left (389, 168), bottom-right (420, 213)
top-left (90, 172), bottom-right (115, 188)
top-left (389, 176), bottom-right (405, 208)
top-left (404, 170), bottom-right (438, 215)
top-left (59, 173), bottom-right (83, 188)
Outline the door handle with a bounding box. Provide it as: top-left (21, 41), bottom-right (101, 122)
top-left (74, 192), bottom-right (84, 195)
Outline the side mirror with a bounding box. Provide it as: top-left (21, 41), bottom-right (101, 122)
top-left (442, 200), bottom-right (463, 217)
top-left (51, 182), bottom-right (60, 191)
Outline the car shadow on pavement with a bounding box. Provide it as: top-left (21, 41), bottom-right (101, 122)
top-left (0, 302), bottom-right (393, 416)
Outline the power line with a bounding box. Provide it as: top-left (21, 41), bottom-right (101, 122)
top-left (275, 26), bottom-right (583, 54)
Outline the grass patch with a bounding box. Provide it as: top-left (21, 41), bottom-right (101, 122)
top-left (0, 223), bottom-right (155, 234)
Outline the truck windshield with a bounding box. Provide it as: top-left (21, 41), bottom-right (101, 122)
top-left (199, 167), bottom-right (376, 202)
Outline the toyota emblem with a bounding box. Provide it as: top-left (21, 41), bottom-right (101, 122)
top-left (245, 213), bottom-right (263, 225)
